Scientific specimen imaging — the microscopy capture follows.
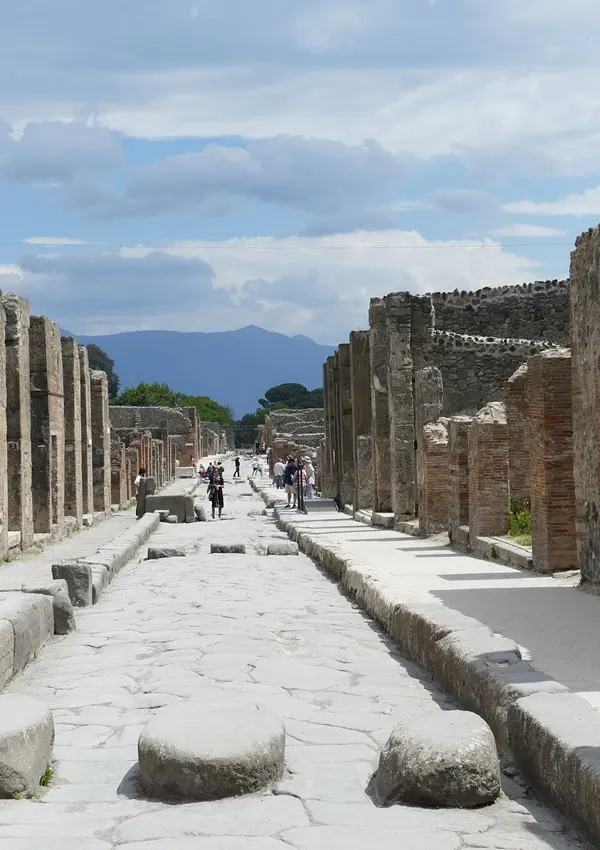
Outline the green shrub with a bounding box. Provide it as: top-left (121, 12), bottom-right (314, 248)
top-left (508, 498), bottom-right (532, 546)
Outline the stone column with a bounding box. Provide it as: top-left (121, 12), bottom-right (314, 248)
top-left (350, 330), bottom-right (371, 511)
top-left (529, 349), bottom-right (577, 572)
top-left (421, 420), bottom-right (449, 536)
top-left (369, 298), bottom-right (391, 513)
top-left (448, 416), bottom-right (472, 545)
top-left (4, 293), bottom-right (33, 547)
top-left (329, 354), bottom-right (342, 503)
top-left (570, 228), bottom-right (600, 587)
top-left (0, 296), bottom-right (8, 557)
top-left (503, 363), bottom-right (530, 509)
top-left (322, 361), bottom-right (333, 495)
top-left (90, 370), bottom-right (111, 514)
top-left (468, 402), bottom-right (509, 539)
top-left (61, 337), bottom-right (83, 522)
top-left (79, 346), bottom-right (94, 516)
top-left (386, 293), bottom-right (415, 519)
top-left (111, 437), bottom-right (127, 506)
top-left (30, 316), bottom-right (65, 534)
top-left (415, 367), bottom-right (443, 523)
top-left (337, 343), bottom-right (354, 507)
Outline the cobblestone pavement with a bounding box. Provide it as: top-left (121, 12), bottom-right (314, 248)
top-left (0, 462), bottom-right (589, 849)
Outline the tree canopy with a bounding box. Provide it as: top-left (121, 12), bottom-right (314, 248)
top-left (86, 344), bottom-right (120, 399)
top-left (112, 382), bottom-right (233, 427)
top-left (258, 383), bottom-right (323, 410)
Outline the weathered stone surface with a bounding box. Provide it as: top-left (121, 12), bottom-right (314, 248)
top-left (52, 562), bottom-right (93, 607)
top-left (211, 543), bottom-right (246, 554)
top-left (468, 402), bottom-right (509, 538)
top-left (138, 705), bottom-right (285, 801)
top-left (248, 508), bottom-right (267, 517)
top-left (0, 593), bottom-right (53, 674)
top-left (166, 515), bottom-right (178, 524)
top-left (0, 619), bottom-right (14, 688)
top-left (21, 580), bottom-right (76, 635)
top-left (195, 505), bottom-right (207, 522)
top-left (0, 695), bottom-right (54, 798)
top-left (147, 547), bottom-right (186, 560)
top-left (145, 494), bottom-right (195, 524)
top-left (371, 711), bottom-right (500, 808)
top-left (265, 541), bottom-right (299, 556)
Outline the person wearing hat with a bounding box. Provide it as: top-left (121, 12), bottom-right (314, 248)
top-left (304, 456), bottom-right (316, 500)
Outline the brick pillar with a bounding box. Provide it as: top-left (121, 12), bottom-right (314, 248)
top-left (350, 330), bottom-right (371, 511)
top-left (369, 297), bottom-right (391, 512)
top-left (421, 420), bottom-right (449, 536)
top-left (504, 363), bottom-right (530, 509)
top-left (468, 402), bottom-right (509, 539)
top-left (415, 366), bottom-right (443, 524)
top-left (570, 228), bottom-right (600, 586)
top-left (90, 370), bottom-right (111, 513)
top-left (4, 293), bottom-right (33, 547)
top-left (126, 447), bottom-right (139, 499)
top-left (529, 349), bottom-right (577, 572)
top-left (0, 296), bottom-right (8, 557)
top-left (61, 337), bottom-right (83, 522)
top-left (111, 437), bottom-right (127, 506)
top-left (330, 354), bottom-right (342, 503)
top-left (337, 343), bottom-right (354, 507)
top-left (79, 346), bottom-right (94, 516)
top-left (448, 416), bottom-right (472, 544)
top-left (386, 293), bottom-right (415, 519)
top-left (30, 317), bottom-right (65, 535)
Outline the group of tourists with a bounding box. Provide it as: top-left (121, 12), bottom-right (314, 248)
top-left (273, 455), bottom-right (315, 508)
top-left (205, 460), bottom-right (225, 519)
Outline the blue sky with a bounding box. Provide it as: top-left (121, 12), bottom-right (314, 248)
top-left (1, 0), bottom-right (599, 343)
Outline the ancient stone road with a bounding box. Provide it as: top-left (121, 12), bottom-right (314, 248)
top-left (0, 463), bottom-right (589, 849)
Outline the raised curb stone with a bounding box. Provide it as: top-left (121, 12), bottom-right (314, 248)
top-left (0, 695), bottom-right (54, 798)
top-left (210, 543), bottom-right (246, 554)
top-left (138, 705), bottom-right (285, 801)
top-left (371, 710), bottom-right (500, 808)
top-left (21, 580), bottom-right (76, 635)
top-left (0, 594), bottom-right (54, 675)
top-left (52, 562), bottom-right (92, 607)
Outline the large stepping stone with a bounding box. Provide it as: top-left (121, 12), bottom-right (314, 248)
top-left (147, 547), bottom-right (186, 560)
top-left (0, 695), bottom-right (54, 798)
top-left (210, 543), bottom-right (246, 554)
top-left (138, 705), bottom-right (285, 801)
top-left (265, 541), bottom-right (298, 556)
top-left (370, 710), bottom-right (500, 808)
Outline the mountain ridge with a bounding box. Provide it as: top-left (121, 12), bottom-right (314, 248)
top-left (73, 325), bottom-right (335, 418)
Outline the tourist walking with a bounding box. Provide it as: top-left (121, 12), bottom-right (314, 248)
top-left (284, 457), bottom-right (297, 508)
top-left (273, 458), bottom-right (285, 489)
top-left (206, 462), bottom-right (215, 484)
top-left (293, 460), bottom-right (308, 506)
top-left (304, 456), bottom-right (316, 500)
top-left (233, 456), bottom-right (241, 478)
top-left (252, 458), bottom-right (260, 477)
top-left (208, 468), bottom-right (225, 519)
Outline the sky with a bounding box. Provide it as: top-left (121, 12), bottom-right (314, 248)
top-left (1, 0), bottom-right (599, 344)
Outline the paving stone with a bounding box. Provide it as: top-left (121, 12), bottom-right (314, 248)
top-left (0, 695), bottom-right (54, 798)
top-left (282, 827), bottom-right (462, 850)
top-left (138, 704), bottom-right (285, 800)
top-left (210, 543), bottom-right (247, 554)
top-left (371, 710), bottom-right (500, 808)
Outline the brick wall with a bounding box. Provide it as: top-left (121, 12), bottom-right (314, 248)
top-left (503, 363), bottom-right (530, 508)
top-left (468, 402), bottom-right (509, 538)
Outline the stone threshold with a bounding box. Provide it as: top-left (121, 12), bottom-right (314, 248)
top-left (273, 505), bottom-right (600, 849)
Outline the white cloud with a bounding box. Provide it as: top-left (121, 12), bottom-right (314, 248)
top-left (489, 224), bottom-right (567, 238)
top-left (23, 237), bottom-right (92, 246)
top-left (503, 186), bottom-right (600, 216)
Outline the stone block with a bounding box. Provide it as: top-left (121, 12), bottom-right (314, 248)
top-left (0, 695), bottom-right (54, 798)
top-left (0, 594), bottom-right (53, 675)
top-left (0, 620), bottom-right (14, 689)
top-left (166, 515), bottom-right (178, 524)
top-left (265, 542), bottom-right (299, 556)
top-left (371, 710), bottom-right (500, 808)
top-left (194, 505), bottom-right (207, 522)
top-left (52, 562), bottom-right (93, 608)
top-left (147, 547), bottom-right (186, 560)
top-left (145, 494), bottom-right (195, 524)
top-left (138, 705), bottom-right (285, 801)
top-left (21, 580), bottom-right (76, 635)
top-left (210, 543), bottom-right (246, 554)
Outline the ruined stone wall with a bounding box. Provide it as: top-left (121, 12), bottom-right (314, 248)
top-left (431, 279), bottom-right (569, 345)
top-left (109, 407), bottom-right (193, 435)
top-left (430, 331), bottom-right (556, 416)
top-left (264, 408), bottom-right (326, 471)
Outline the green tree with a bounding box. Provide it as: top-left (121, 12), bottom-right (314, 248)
top-left (183, 396), bottom-right (234, 429)
top-left (87, 344), bottom-right (120, 399)
top-left (114, 382), bottom-right (182, 407)
top-left (258, 383), bottom-right (323, 410)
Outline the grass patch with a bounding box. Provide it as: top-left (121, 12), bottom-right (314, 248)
top-left (39, 765), bottom-right (54, 787)
top-left (508, 499), bottom-right (532, 548)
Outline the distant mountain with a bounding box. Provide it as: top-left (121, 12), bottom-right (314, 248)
top-left (74, 325), bottom-right (335, 418)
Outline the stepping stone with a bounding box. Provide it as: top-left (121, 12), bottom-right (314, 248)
top-left (51, 562), bottom-right (92, 608)
top-left (210, 543), bottom-right (246, 554)
top-left (194, 505), bottom-right (207, 522)
top-left (138, 705), bottom-right (285, 801)
top-left (0, 695), bottom-right (54, 798)
top-left (147, 547), bottom-right (186, 560)
top-left (370, 710), bottom-right (500, 808)
top-left (265, 541), bottom-right (298, 556)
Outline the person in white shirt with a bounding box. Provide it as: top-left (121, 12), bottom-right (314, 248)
top-left (273, 459), bottom-right (285, 489)
top-left (134, 468), bottom-right (146, 495)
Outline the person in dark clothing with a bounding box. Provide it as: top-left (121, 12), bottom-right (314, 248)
top-left (233, 457), bottom-right (241, 477)
top-left (284, 456), bottom-right (298, 508)
top-left (206, 462), bottom-right (214, 483)
top-left (208, 470), bottom-right (224, 519)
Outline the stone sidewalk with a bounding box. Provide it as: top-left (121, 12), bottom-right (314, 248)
top-left (0, 475), bottom-right (200, 590)
top-left (0, 459), bottom-right (587, 849)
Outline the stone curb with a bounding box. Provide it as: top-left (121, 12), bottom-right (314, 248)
top-left (54, 512), bottom-right (161, 607)
top-left (271, 504), bottom-right (600, 844)
top-left (0, 593), bottom-right (54, 689)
